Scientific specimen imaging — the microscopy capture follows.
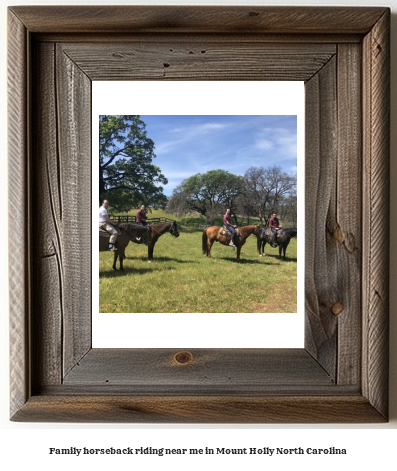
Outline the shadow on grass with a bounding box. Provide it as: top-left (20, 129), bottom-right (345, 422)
top-left (99, 266), bottom-right (157, 278)
top-left (213, 256), bottom-right (275, 264)
top-left (99, 259), bottom-right (201, 277)
top-left (260, 253), bottom-right (297, 263)
top-left (124, 256), bottom-right (199, 264)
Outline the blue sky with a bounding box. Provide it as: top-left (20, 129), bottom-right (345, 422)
top-left (141, 115), bottom-right (297, 196)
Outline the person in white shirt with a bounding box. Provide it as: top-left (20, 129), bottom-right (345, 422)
top-left (99, 200), bottom-right (119, 251)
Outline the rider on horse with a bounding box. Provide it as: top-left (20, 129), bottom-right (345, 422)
top-left (224, 208), bottom-right (236, 247)
top-left (269, 212), bottom-right (280, 248)
top-left (99, 199), bottom-right (119, 251)
top-left (136, 204), bottom-right (148, 225)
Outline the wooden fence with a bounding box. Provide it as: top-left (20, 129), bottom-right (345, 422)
top-left (110, 216), bottom-right (176, 224)
top-left (110, 215), bottom-right (210, 231)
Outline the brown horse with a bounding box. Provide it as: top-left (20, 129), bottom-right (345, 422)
top-left (202, 224), bottom-right (261, 262)
top-left (126, 221), bottom-right (179, 261)
top-left (99, 223), bottom-right (151, 270)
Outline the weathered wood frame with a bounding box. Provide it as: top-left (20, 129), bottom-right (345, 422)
top-left (8, 6), bottom-right (390, 423)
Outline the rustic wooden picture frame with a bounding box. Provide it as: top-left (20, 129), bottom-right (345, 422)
top-left (8, 6), bottom-right (390, 423)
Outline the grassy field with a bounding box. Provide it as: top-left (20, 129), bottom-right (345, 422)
top-left (99, 225), bottom-right (297, 313)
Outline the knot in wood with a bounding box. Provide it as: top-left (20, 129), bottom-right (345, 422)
top-left (174, 351), bottom-right (194, 365)
top-left (333, 225), bottom-right (344, 244)
top-left (331, 302), bottom-right (344, 316)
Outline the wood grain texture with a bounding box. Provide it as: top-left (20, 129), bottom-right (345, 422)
top-left (60, 42), bottom-right (336, 81)
top-left (31, 42), bottom-right (92, 388)
top-left (8, 6), bottom-right (390, 423)
top-left (63, 349), bottom-right (333, 391)
top-left (55, 44), bottom-right (92, 377)
top-left (9, 6), bottom-right (387, 34)
top-left (32, 42), bottom-right (63, 388)
top-left (362, 9), bottom-right (390, 419)
top-left (8, 10), bottom-right (30, 419)
top-left (305, 44), bottom-right (363, 385)
top-left (335, 44), bottom-right (362, 386)
top-left (11, 396), bottom-right (385, 424)
top-left (304, 57), bottom-right (338, 378)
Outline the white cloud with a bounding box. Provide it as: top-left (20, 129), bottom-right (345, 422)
top-left (256, 127), bottom-right (297, 157)
top-left (197, 122), bottom-right (230, 132)
top-left (255, 139), bottom-right (274, 150)
top-left (155, 121), bottom-right (232, 155)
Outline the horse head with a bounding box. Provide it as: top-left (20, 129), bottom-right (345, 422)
top-left (170, 221), bottom-right (180, 238)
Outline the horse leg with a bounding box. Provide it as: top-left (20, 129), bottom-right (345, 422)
top-left (281, 239), bottom-right (290, 260)
top-left (148, 242), bottom-right (154, 262)
top-left (257, 238), bottom-right (262, 256)
top-left (120, 250), bottom-right (125, 270)
top-left (236, 246), bottom-right (241, 262)
top-left (113, 248), bottom-right (125, 271)
top-left (118, 248), bottom-right (125, 270)
top-left (207, 239), bottom-right (213, 258)
top-left (112, 251), bottom-right (118, 270)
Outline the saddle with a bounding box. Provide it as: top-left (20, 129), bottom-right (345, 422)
top-left (99, 227), bottom-right (110, 238)
top-left (263, 228), bottom-right (283, 239)
top-left (99, 225), bottom-right (121, 237)
top-left (220, 225), bottom-right (239, 237)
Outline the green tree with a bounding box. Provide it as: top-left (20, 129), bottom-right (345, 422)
top-left (167, 170), bottom-right (245, 224)
top-left (99, 115), bottom-right (168, 211)
top-left (241, 166), bottom-right (297, 225)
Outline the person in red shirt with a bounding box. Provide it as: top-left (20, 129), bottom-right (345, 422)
top-left (223, 208), bottom-right (236, 247)
top-left (136, 205), bottom-right (148, 225)
top-left (269, 212), bottom-right (280, 247)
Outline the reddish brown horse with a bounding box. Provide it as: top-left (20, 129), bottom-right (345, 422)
top-left (202, 224), bottom-right (261, 262)
top-left (127, 221), bottom-right (179, 261)
top-left (99, 223), bottom-right (151, 270)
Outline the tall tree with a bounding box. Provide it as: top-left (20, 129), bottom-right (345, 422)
top-left (278, 191), bottom-right (298, 227)
top-left (167, 170), bottom-right (245, 224)
top-left (99, 115), bottom-right (168, 211)
top-left (243, 166), bottom-right (297, 225)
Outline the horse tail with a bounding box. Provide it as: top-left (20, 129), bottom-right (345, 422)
top-left (202, 229), bottom-right (208, 255)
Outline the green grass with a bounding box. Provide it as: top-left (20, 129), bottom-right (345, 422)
top-left (99, 229), bottom-right (297, 313)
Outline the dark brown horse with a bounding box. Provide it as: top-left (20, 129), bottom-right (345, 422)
top-left (202, 224), bottom-right (260, 262)
top-left (127, 221), bottom-right (179, 261)
top-left (99, 223), bottom-right (151, 270)
top-left (257, 227), bottom-right (297, 260)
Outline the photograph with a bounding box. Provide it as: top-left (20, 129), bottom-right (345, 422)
top-left (98, 114), bottom-right (298, 313)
